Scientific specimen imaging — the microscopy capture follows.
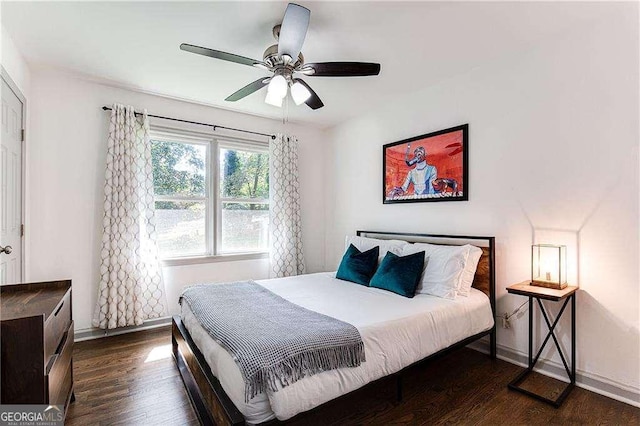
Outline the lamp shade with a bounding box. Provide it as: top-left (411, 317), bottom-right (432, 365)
top-left (290, 81), bottom-right (311, 105)
top-left (265, 90), bottom-right (284, 107)
top-left (531, 244), bottom-right (567, 289)
top-left (267, 75), bottom-right (288, 99)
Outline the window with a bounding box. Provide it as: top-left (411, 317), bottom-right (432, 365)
top-left (219, 146), bottom-right (269, 254)
top-left (150, 130), bottom-right (269, 259)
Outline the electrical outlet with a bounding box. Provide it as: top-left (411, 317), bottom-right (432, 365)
top-left (501, 313), bottom-right (510, 329)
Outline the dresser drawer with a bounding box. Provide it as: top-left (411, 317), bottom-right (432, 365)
top-left (47, 321), bottom-right (73, 406)
top-left (50, 364), bottom-right (72, 408)
top-left (44, 290), bottom-right (71, 363)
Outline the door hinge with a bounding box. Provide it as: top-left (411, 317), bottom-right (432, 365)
top-left (20, 224), bottom-right (24, 237)
top-left (21, 129), bottom-right (25, 142)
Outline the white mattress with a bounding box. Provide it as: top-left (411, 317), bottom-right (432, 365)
top-left (181, 272), bottom-right (494, 424)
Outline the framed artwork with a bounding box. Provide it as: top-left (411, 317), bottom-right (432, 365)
top-left (383, 124), bottom-right (468, 204)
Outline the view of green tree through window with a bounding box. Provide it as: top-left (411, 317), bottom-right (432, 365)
top-left (219, 148), bottom-right (269, 253)
top-left (150, 133), bottom-right (269, 258)
top-left (151, 139), bottom-right (207, 257)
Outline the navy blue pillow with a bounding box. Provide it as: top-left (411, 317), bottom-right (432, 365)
top-left (336, 244), bottom-right (380, 286)
top-left (369, 251), bottom-right (425, 298)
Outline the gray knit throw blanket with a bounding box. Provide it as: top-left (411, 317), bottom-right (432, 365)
top-left (180, 281), bottom-right (365, 401)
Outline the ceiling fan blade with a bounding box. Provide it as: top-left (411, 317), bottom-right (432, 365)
top-left (180, 43), bottom-right (265, 68)
top-left (294, 79), bottom-right (324, 110)
top-left (299, 62), bottom-right (381, 77)
top-left (225, 78), bottom-right (270, 102)
top-left (277, 3), bottom-right (310, 62)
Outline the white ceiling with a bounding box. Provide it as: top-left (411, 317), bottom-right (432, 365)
top-left (1, 1), bottom-right (610, 128)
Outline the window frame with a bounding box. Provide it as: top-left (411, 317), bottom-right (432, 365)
top-left (149, 126), bottom-right (270, 265)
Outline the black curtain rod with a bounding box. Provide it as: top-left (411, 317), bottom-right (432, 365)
top-left (101, 106), bottom-right (276, 140)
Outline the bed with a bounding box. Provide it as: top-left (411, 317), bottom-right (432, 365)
top-left (172, 231), bottom-right (496, 425)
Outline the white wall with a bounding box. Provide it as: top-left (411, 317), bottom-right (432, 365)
top-left (26, 68), bottom-right (327, 331)
top-left (1, 26), bottom-right (30, 97)
top-left (324, 6), bottom-right (639, 402)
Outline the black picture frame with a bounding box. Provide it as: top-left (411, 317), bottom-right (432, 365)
top-left (383, 124), bottom-right (469, 204)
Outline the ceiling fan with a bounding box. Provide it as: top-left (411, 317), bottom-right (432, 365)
top-left (180, 3), bottom-right (380, 110)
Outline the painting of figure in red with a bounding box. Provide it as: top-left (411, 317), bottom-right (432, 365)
top-left (383, 125), bottom-right (468, 203)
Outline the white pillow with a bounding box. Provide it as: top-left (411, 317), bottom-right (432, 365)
top-left (402, 243), bottom-right (471, 299)
top-left (458, 245), bottom-right (483, 297)
top-left (344, 235), bottom-right (408, 264)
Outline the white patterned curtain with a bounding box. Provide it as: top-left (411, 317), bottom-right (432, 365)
top-left (93, 104), bottom-right (167, 329)
top-left (269, 133), bottom-right (306, 277)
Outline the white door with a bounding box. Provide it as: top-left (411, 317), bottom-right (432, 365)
top-left (1, 77), bottom-right (23, 285)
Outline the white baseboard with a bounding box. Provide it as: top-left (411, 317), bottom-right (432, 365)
top-left (74, 316), bottom-right (172, 342)
top-left (467, 339), bottom-right (640, 408)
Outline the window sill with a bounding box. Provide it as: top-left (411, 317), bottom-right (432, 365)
top-left (160, 252), bottom-right (269, 267)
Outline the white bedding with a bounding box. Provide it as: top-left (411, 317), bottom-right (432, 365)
top-left (181, 272), bottom-right (494, 424)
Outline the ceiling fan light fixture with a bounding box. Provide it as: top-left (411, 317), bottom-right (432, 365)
top-left (290, 81), bottom-right (311, 105)
top-left (267, 74), bottom-right (288, 99)
top-left (265, 90), bottom-right (284, 107)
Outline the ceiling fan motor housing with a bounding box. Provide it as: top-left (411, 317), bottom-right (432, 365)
top-left (263, 43), bottom-right (304, 69)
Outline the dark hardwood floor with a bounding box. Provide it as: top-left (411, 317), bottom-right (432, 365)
top-left (67, 326), bottom-right (198, 426)
top-left (67, 326), bottom-right (639, 425)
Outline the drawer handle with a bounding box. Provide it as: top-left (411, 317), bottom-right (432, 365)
top-left (54, 301), bottom-right (64, 316)
top-left (46, 354), bottom-right (58, 375)
top-left (54, 330), bottom-right (69, 356)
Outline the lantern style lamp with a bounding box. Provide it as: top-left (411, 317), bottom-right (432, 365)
top-left (531, 244), bottom-right (567, 289)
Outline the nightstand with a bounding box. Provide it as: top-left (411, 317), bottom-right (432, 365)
top-left (506, 281), bottom-right (578, 407)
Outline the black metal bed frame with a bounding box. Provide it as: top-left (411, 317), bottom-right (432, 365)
top-left (172, 231), bottom-right (497, 425)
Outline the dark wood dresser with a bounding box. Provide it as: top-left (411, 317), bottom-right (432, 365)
top-left (1, 280), bottom-right (74, 415)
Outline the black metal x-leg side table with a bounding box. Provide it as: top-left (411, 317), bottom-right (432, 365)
top-left (506, 282), bottom-right (578, 408)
